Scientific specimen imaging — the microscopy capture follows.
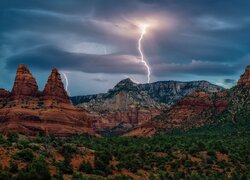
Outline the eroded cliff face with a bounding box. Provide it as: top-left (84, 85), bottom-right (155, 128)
top-left (124, 66), bottom-right (250, 137)
top-left (71, 79), bottom-right (224, 105)
top-left (238, 66), bottom-right (250, 88)
top-left (72, 78), bottom-right (224, 135)
top-left (138, 80), bottom-right (224, 104)
top-left (77, 79), bottom-right (164, 135)
top-left (11, 64), bottom-right (39, 100)
top-left (0, 65), bottom-right (97, 137)
top-left (42, 68), bottom-right (70, 103)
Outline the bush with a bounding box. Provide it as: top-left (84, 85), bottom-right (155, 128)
top-left (7, 132), bottom-right (19, 142)
top-left (207, 150), bottom-right (216, 157)
top-left (0, 135), bottom-right (7, 145)
top-left (79, 161), bottom-right (93, 174)
top-left (13, 148), bottom-right (34, 162)
top-left (59, 143), bottom-right (78, 157)
top-left (9, 160), bottom-right (18, 173)
top-left (112, 174), bottom-right (133, 180)
top-left (71, 172), bottom-right (84, 180)
top-left (56, 157), bottom-right (73, 174)
top-left (0, 171), bottom-right (12, 180)
top-left (94, 159), bottom-right (112, 176)
top-left (14, 157), bottom-right (51, 180)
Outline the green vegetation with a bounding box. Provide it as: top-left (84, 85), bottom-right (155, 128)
top-left (0, 129), bottom-right (249, 179)
top-left (13, 148), bottom-right (34, 162)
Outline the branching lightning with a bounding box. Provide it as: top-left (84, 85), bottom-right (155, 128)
top-left (61, 72), bottom-right (71, 96)
top-left (138, 24), bottom-right (151, 83)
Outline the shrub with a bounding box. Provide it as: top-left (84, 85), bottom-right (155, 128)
top-left (0, 135), bottom-right (7, 145)
top-left (184, 160), bottom-right (193, 168)
top-left (79, 161), bottom-right (93, 174)
top-left (94, 159), bottom-right (112, 176)
top-left (13, 148), bottom-right (34, 162)
top-left (59, 143), bottom-right (78, 157)
top-left (113, 174), bottom-right (133, 180)
top-left (14, 157), bottom-right (51, 180)
top-left (0, 171), bottom-right (12, 180)
top-left (56, 157), bottom-right (73, 174)
top-left (7, 132), bottom-right (19, 142)
top-left (18, 139), bottom-right (31, 148)
top-left (207, 150), bottom-right (216, 158)
top-left (71, 172), bottom-right (84, 180)
top-left (9, 160), bottom-right (18, 173)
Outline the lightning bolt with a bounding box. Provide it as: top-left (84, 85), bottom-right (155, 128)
top-left (138, 24), bottom-right (151, 83)
top-left (61, 72), bottom-right (71, 96)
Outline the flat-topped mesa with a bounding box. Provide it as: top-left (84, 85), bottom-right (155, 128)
top-left (237, 66), bottom-right (250, 88)
top-left (11, 64), bottom-right (38, 100)
top-left (42, 68), bottom-right (70, 103)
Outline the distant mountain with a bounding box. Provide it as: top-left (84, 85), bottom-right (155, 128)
top-left (71, 78), bottom-right (224, 135)
top-left (71, 79), bottom-right (223, 105)
top-left (124, 66), bottom-right (250, 137)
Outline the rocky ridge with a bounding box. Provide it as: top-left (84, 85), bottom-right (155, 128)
top-left (71, 79), bottom-right (223, 105)
top-left (76, 78), bottom-right (164, 135)
top-left (72, 78), bottom-right (223, 135)
top-left (124, 66), bottom-right (250, 137)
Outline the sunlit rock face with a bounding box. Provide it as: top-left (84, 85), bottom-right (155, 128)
top-left (124, 66), bottom-right (250, 137)
top-left (11, 64), bottom-right (39, 100)
top-left (238, 66), bottom-right (250, 88)
top-left (42, 68), bottom-right (70, 104)
top-left (71, 78), bottom-right (223, 135)
top-left (0, 64), bottom-right (97, 137)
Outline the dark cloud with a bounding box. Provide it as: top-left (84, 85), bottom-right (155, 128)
top-left (5, 46), bottom-right (237, 77)
top-left (5, 45), bottom-right (146, 74)
top-left (154, 60), bottom-right (236, 76)
top-left (1, 0), bottom-right (250, 94)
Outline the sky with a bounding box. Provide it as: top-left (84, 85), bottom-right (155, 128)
top-left (0, 0), bottom-right (250, 96)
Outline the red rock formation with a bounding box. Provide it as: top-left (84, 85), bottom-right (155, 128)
top-left (238, 66), bottom-right (250, 88)
top-left (42, 68), bottom-right (70, 103)
top-left (124, 91), bottom-right (230, 137)
top-left (0, 65), bottom-right (98, 137)
top-left (11, 64), bottom-right (38, 100)
top-left (88, 107), bottom-right (161, 134)
top-left (0, 103), bottom-right (97, 137)
top-left (0, 88), bottom-right (10, 99)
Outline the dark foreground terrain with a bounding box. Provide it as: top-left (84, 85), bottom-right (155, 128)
top-left (0, 125), bottom-right (249, 180)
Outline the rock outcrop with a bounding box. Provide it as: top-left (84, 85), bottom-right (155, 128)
top-left (238, 66), bottom-right (250, 88)
top-left (0, 103), bottom-right (97, 136)
top-left (124, 66), bottom-right (250, 137)
top-left (0, 88), bottom-right (10, 108)
top-left (71, 78), bottom-right (223, 135)
top-left (0, 88), bottom-right (10, 99)
top-left (0, 65), bottom-right (97, 137)
top-left (77, 78), bottom-right (164, 135)
top-left (42, 68), bottom-right (70, 103)
top-left (71, 79), bottom-right (224, 105)
top-left (11, 64), bottom-right (38, 100)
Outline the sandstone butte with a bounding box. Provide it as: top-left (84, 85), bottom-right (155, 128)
top-left (124, 66), bottom-right (250, 137)
top-left (0, 64), bottom-right (97, 137)
top-left (11, 64), bottom-right (39, 100)
top-left (237, 65), bottom-right (250, 88)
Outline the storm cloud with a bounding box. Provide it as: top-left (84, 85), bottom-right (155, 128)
top-left (1, 0), bottom-right (250, 95)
